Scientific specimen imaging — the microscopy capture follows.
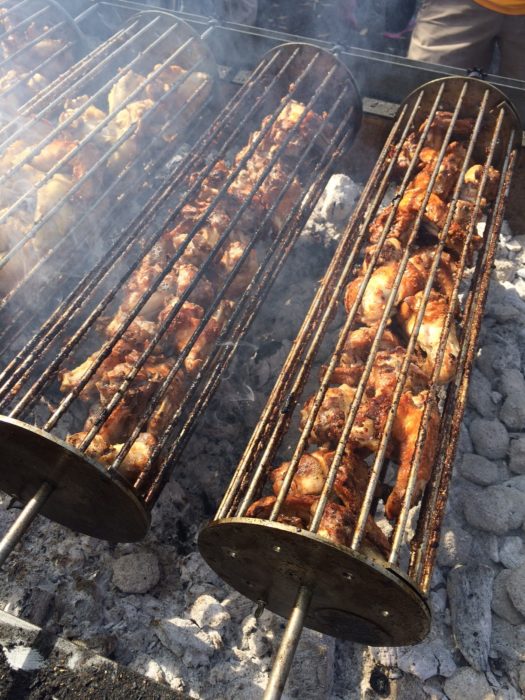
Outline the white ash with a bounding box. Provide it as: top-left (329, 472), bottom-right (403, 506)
top-left (302, 174), bottom-right (361, 244)
top-left (0, 174), bottom-right (525, 700)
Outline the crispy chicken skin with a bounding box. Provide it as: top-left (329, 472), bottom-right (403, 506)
top-left (248, 449), bottom-right (390, 555)
top-left (344, 250), bottom-right (433, 325)
top-left (305, 346), bottom-right (429, 452)
top-left (398, 290), bottom-right (460, 385)
top-left (385, 391), bottom-right (440, 520)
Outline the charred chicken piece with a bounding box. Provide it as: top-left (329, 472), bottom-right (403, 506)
top-left (304, 346), bottom-right (429, 451)
top-left (461, 164), bottom-right (500, 204)
top-left (339, 326), bottom-right (400, 372)
top-left (398, 290), bottom-right (460, 384)
top-left (72, 354), bottom-right (186, 444)
top-left (246, 492), bottom-right (382, 551)
top-left (249, 449), bottom-right (390, 555)
top-left (68, 431), bottom-right (157, 484)
top-left (363, 238), bottom-right (404, 271)
top-left (344, 251), bottom-right (433, 326)
top-left (385, 390), bottom-right (440, 520)
top-left (392, 131), bottom-right (417, 172)
top-left (269, 448), bottom-right (333, 498)
top-left (417, 111), bottom-right (475, 151)
top-left (121, 261), bottom-right (215, 320)
top-left (415, 141), bottom-right (467, 200)
top-left (214, 236), bottom-right (259, 297)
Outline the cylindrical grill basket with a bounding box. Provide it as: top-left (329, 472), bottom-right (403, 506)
top-left (0, 42), bottom-right (362, 546)
top-left (198, 76), bottom-right (521, 675)
top-left (0, 9), bottom-right (218, 357)
top-left (0, 0), bottom-right (86, 119)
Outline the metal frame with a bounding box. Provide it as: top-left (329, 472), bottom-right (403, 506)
top-left (198, 76), bottom-right (521, 699)
top-left (98, 0), bottom-right (525, 125)
top-left (0, 40), bottom-right (361, 560)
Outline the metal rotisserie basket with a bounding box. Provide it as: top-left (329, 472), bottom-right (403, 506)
top-left (0, 41), bottom-right (362, 561)
top-left (0, 0), bottom-right (87, 119)
top-left (0, 9), bottom-right (218, 356)
top-left (198, 76), bottom-right (521, 697)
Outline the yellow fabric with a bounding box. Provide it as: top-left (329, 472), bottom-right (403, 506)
top-left (474, 0), bottom-right (525, 13)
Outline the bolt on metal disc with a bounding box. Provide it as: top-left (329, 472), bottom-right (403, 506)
top-left (0, 416), bottom-right (149, 542)
top-left (199, 518), bottom-right (430, 645)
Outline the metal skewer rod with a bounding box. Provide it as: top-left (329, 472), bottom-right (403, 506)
top-left (0, 482), bottom-right (52, 569)
top-left (263, 585), bottom-right (313, 700)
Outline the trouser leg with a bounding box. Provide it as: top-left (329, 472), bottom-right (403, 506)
top-left (408, 0), bottom-right (500, 73)
top-left (385, 0), bottom-right (417, 34)
top-left (499, 15), bottom-right (525, 80)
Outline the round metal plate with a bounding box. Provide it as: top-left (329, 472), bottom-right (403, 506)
top-left (199, 518), bottom-right (430, 645)
top-left (0, 417), bottom-right (149, 542)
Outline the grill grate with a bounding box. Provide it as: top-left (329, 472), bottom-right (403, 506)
top-left (198, 76), bottom-right (520, 700)
top-left (0, 41), bottom-right (361, 556)
top-left (0, 10), bottom-right (218, 356)
top-left (0, 0), bottom-right (87, 118)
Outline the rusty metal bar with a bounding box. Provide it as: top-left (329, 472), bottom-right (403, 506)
top-left (411, 123), bottom-right (518, 591)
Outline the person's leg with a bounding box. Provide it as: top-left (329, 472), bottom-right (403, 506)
top-left (408, 0), bottom-right (501, 72)
top-left (385, 0), bottom-right (417, 35)
top-left (499, 15), bottom-right (525, 80)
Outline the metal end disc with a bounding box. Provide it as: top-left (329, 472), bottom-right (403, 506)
top-left (0, 417), bottom-right (149, 542)
top-left (199, 518), bottom-right (430, 645)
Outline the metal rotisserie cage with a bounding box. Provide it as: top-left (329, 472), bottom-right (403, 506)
top-left (0, 41), bottom-right (362, 548)
top-left (198, 76), bottom-right (521, 691)
top-left (0, 0), bottom-right (86, 119)
top-left (0, 9), bottom-right (219, 356)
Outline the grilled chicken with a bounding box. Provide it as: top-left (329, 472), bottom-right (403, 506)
top-left (304, 346), bottom-right (429, 451)
top-left (398, 290), bottom-right (460, 384)
top-left (344, 250), bottom-right (434, 325)
top-left (248, 449), bottom-right (389, 555)
top-left (417, 111), bottom-right (475, 151)
top-left (60, 96), bottom-right (323, 481)
top-left (385, 391), bottom-right (440, 520)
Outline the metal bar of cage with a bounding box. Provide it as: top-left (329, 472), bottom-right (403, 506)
top-left (198, 76), bottom-right (521, 699)
top-left (0, 0), bottom-right (87, 117)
